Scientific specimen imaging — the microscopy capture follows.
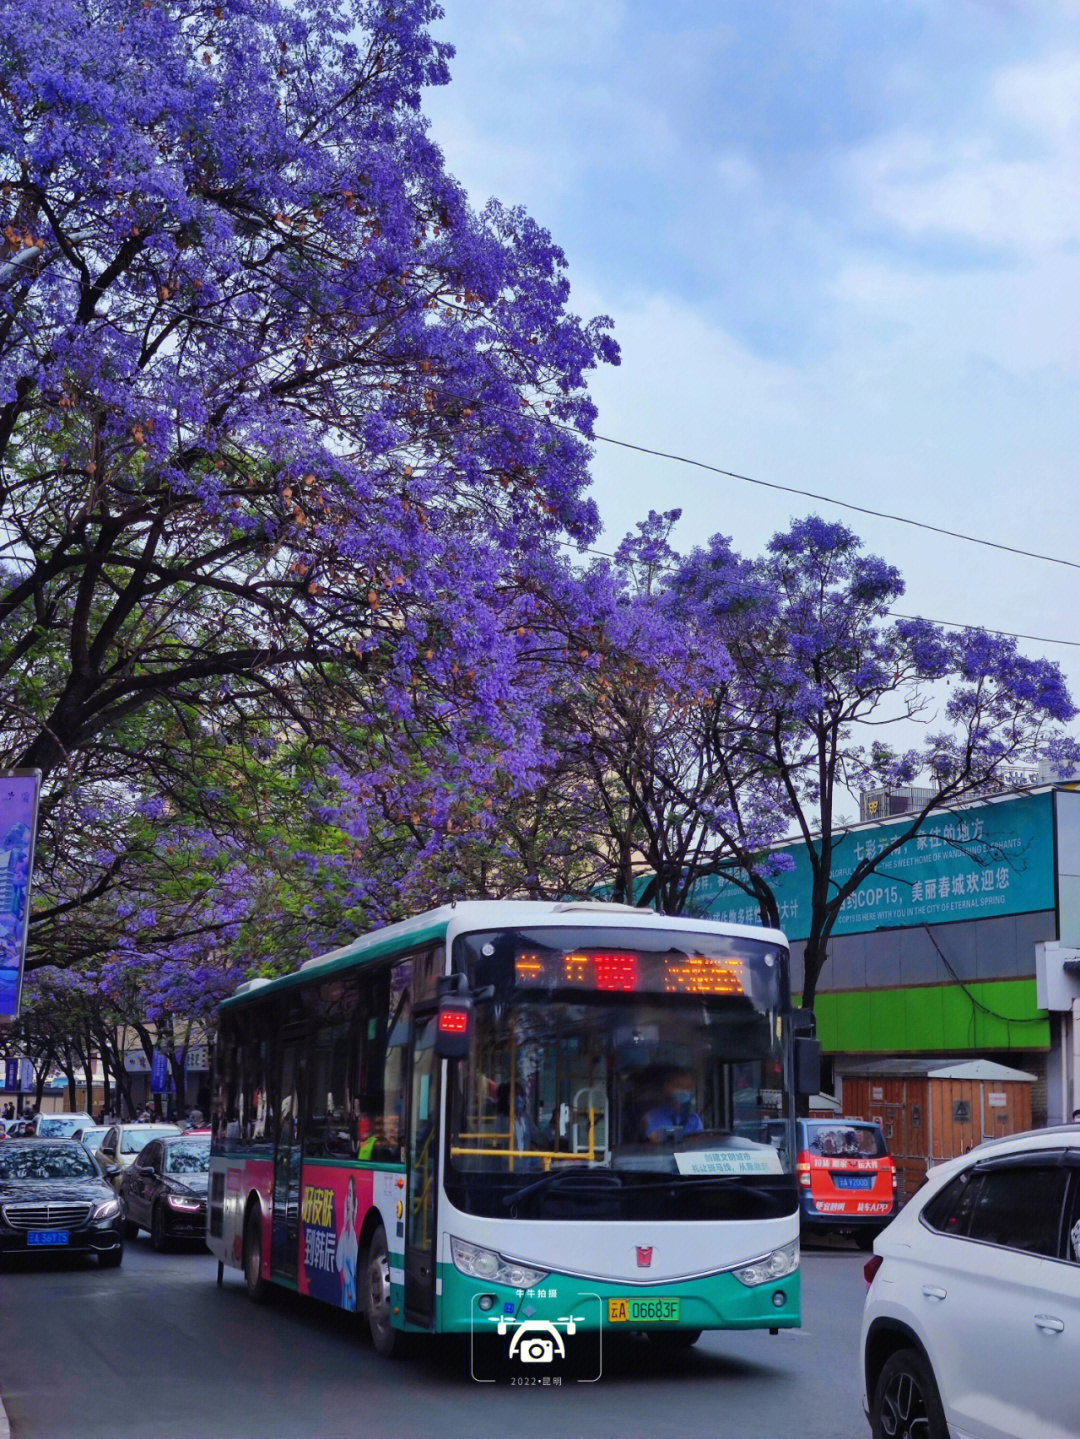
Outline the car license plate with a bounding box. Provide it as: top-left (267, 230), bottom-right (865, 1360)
top-left (832, 1175), bottom-right (874, 1190)
top-left (27, 1230), bottom-right (69, 1246)
top-left (608, 1298), bottom-right (680, 1323)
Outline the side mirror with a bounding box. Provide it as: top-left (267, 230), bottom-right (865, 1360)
top-left (794, 1035), bottom-right (822, 1096)
top-left (434, 996), bottom-right (473, 1059)
top-left (106, 1165), bottom-right (121, 1180)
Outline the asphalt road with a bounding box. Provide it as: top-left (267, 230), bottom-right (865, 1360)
top-left (0, 1237), bottom-right (869, 1439)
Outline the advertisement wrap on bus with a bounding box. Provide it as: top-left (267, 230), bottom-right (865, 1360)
top-left (207, 901), bottom-right (821, 1372)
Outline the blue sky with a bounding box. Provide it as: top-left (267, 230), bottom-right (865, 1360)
top-left (423, 1), bottom-right (1080, 703)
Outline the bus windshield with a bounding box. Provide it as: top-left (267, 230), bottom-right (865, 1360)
top-left (446, 926), bottom-right (796, 1222)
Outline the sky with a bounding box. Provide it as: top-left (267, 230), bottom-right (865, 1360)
top-left (422, 0), bottom-right (1080, 711)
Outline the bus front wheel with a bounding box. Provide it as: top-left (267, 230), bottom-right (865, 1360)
top-left (364, 1225), bottom-right (398, 1357)
top-left (243, 1208), bottom-right (268, 1304)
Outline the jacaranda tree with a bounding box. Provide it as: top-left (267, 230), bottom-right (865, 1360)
top-left (667, 515), bottom-right (1078, 1012)
top-left (0, 0), bottom-right (618, 969)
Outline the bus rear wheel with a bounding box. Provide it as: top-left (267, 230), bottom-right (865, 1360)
top-left (243, 1207), bottom-right (268, 1304)
top-left (364, 1225), bottom-right (398, 1357)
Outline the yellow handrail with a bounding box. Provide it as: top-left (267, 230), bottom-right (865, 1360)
top-left (449, 1146), bottom-right (589, 1173)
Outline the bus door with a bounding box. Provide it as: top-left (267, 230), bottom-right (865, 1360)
top-left (404, 1009), bottom-right (440, 1326)
top-left (271, 1030), bottom-right (305, 1279)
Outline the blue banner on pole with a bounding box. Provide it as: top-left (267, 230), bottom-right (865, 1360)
top-left (150, 1052), bottom-right (169, 1093)
top-left (0, 771), bottom-right (42, 1023)
top-left (4, 1058), bottom-right (17, 1091)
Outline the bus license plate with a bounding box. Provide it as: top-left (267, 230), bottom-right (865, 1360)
top-left (27, 1231), bottom-right (69, 1246)
top-left (608, 1298), bottom-right (680, 1324)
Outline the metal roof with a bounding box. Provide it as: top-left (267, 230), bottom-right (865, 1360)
top-left (840, 1057), bottom-right (1037, 1082)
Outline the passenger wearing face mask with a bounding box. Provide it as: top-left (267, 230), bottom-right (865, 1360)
top-left (644, 1069), bottom-right (704, 1143)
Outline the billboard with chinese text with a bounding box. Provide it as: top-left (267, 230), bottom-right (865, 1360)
top-left (693, 791), bottom-right (1056, 942)
top-left (0, 772), bottom-right (41, 1024)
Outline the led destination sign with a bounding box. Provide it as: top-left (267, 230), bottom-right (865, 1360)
top-left (513, 949), bottom-right (748, 996)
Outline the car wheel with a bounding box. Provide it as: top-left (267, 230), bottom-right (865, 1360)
top-left (363, 1225), bottom-right (399, 1357)
top-left (99, 1246), bottom-right (123, 1269)
top-left (243, 1207), bottom-right (268, 1303)
top-left (646, 1329), bottom-right (702, 1354)
top-left (150, 1202), bottom-right (170, 1253)
top-left (872, 1347), bottom-right (948, 1439)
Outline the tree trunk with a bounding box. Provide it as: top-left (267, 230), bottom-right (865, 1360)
top-left (169, 1055), bottom-right (186, 1121)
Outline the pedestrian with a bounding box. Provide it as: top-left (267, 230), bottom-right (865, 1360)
top-left (1071, 1107), bottom-right (1080, 1125)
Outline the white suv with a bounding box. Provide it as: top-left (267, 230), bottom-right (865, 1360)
top-left (861, 1125), bottom-right (1080, 1439)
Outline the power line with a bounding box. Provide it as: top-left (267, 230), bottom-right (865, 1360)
top-left (922, 924), bottom-right (1044, 1031)
top-left (887, 611), bottom-right (1080, 650)
top-left (587, 431), bottom-right (1080, 574)
top-left (560, 545), bottom-right (1080, 650)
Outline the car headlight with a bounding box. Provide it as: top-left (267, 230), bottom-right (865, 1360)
top-left (166, 1194), bottom-right (202, 1211)
top-left (450, 1237), bottom-right (547, 1289)
top-left (91, 1198), bottom-right (120, 1221)
top-left (732, 1240), bottom-right (799, 1287)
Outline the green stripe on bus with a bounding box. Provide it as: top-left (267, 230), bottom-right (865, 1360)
top-left (302, 1158), bottom-right (405, 1173)
top-left (220, 920), bottom-right (451, 1008)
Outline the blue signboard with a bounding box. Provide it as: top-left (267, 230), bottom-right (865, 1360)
top-left (4, 1059), bottom-right (17, 1091)
top-left (693, 791), bottom-right (1057, 942)
top-left (0, 771), bottom-right (41, 1024)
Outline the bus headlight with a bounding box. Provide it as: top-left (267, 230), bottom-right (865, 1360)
top-left (731, 1241), bottom-right (799, 1287)
top-left (450, 1237), bottom-right (547, 1289)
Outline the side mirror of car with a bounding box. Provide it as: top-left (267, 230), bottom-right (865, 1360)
top-left (106, 1165), bottom-right (121, 1180)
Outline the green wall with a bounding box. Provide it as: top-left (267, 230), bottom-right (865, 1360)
top-left (814, 977), bottom-right (1049, 1053)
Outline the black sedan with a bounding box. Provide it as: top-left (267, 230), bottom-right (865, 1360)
top-left (120, 1135), bottom-right (209, 1250)
top-left (0, 1140), bottom-right (124, 1266)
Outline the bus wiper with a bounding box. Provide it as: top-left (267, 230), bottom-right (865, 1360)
top-left (501, 1164), bottom-right (621, 1208)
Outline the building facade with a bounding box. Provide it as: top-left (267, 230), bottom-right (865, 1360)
top-left (694, 786), bottom-right (1080, 1126)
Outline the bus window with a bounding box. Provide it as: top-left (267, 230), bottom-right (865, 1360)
top-left (236, 1019), bottom-right (270, 1146)
top-left (381, 964), bottom-right (411, 1165)
top-left (304, 1021), bottom-right (355, 1159)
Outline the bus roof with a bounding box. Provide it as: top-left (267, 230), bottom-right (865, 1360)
top-left (221, 900), bottom-right (788, 1010)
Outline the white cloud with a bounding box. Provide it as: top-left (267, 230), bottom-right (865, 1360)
top-left (850, 50), bottom-right (1080, 253)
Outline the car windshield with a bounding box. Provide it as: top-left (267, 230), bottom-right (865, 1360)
top-left (0, 1144), bottom-right (98, 1181)
top-left (121, 1127), bottom-right (179, 1154)
top-left (37, 1116), bottom-right (93, 1138)
top-left (164, 1142), bottom-right (210, 1175)
top-left (446, 926), bottom-right (796, 1221)
top-left (805, 1122), bottom-right (886, 1158)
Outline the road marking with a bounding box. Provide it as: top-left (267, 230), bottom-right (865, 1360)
top-left (0, 1386), bottom-right (10, 1439)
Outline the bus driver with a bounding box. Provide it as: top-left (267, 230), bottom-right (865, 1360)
top-left (644, 1068), bottom-right (704, 1143)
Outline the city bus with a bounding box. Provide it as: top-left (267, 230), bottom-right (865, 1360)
top-left (207, 900), bottom-right (820, 1357)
